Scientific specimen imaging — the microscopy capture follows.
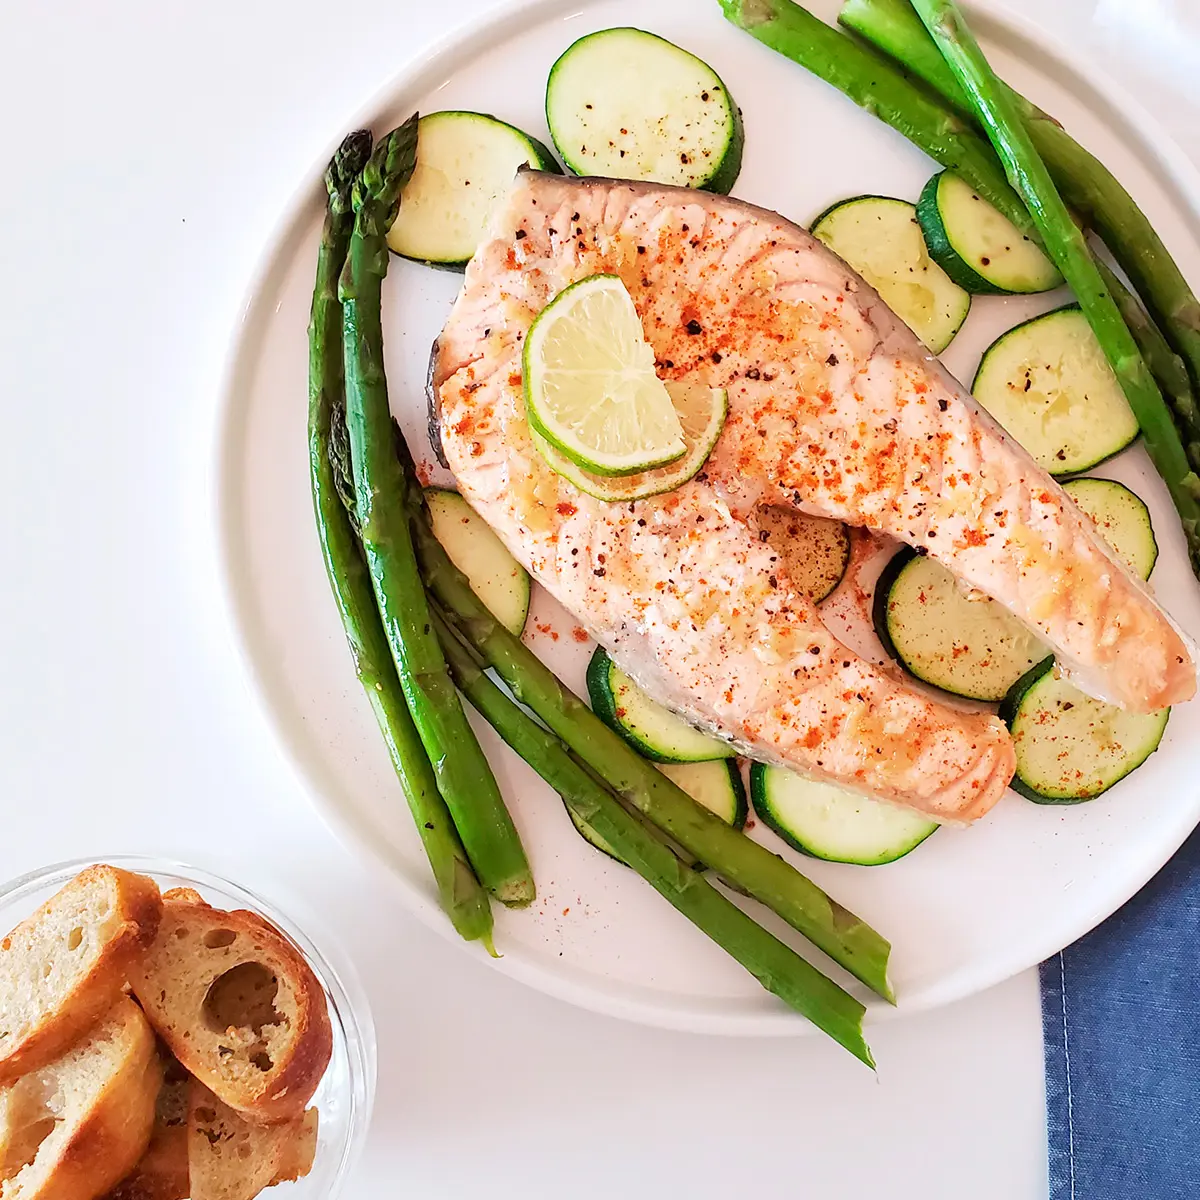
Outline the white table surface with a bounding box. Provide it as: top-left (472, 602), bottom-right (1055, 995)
top-left (1, 2), bottom-right (1195, 1196)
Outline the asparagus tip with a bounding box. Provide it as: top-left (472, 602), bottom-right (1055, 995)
top-left (325, 129), bottom-right (373, 209)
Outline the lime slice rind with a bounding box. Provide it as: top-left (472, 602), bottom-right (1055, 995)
top-left (523, 274), bottom-right (688, 476)
top-left (532, 381), bottom-right (728, 502)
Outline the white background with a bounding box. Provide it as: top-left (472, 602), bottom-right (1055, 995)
top-left (0, 2), bottom-right (1194, 1196)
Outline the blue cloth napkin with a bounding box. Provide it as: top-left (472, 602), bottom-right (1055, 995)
top-left (1041, 825), bottom-right (1200, 1198)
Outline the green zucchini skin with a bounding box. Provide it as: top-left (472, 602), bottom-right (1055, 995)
top-left (999, 656), bottom-right (1170, 803)
top-left (1062, 477), bottom-right (1158, 580)
top-left (811, 194), bottom-right (971, 353)
top-left (569, 758), bottom-right (747, 864)
top-left (916, 171), bottom-right (1062, 295)
top-left (750, 763), bottom-right (937, 866)
top-left (972, 305), bottom-right (1140, 476)
top-left (388, 110), bottom-right (562, 269)
top-left (872, 547), bottom-right (1045, 703)
top-left (586, 647), bottom-right (734, 763)
top-left (545, 28), bottom-right (743, 194)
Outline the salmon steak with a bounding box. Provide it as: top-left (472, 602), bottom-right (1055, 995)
top-left (431, 172), bottom-right (1195, 823)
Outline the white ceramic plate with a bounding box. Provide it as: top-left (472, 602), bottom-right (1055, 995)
top-left (216, 0), bottom-right (1200, 1035)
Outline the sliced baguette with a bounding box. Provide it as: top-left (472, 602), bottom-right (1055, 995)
top-left (0, 868), bottom-right (163, 1083)
top-left (103, 1067), bottom-right (317, 1200)
top-left (187, 1082), bottom-right (310, 1200)
top-left (271, 1108), bottom-right (317, 1185)
top-left (100, 1058), bottom-right (189, 1200)
top-left (128, 895), bottom-right (331, 1124)
top-left (0, 995), bottom-right (160, 1200)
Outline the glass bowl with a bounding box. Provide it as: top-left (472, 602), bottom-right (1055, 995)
top-left (0, 855), bottom-right (375, 1198)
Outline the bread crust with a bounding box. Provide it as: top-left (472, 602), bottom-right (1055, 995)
top-left (0, 996), bottom-right (161, 1200)
top-left (0, 868), bottom-right (163, 1084)
top-left (128, 897), bottom-right (331, 1125)
top-left (99, 1060), bottom-right (188, 1200)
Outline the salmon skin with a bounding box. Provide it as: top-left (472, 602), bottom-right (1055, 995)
top-left (432, 172), bottom-right (1193, 819)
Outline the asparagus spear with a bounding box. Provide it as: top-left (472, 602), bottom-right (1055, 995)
top-left (340, 119), bottom-right (535, 906)
top-left (839, 0), bottom-right (1200, 400)
top-left (308, 131), bottom-right (495, 947)
top-left (431, 609), bottom-right (874, 1064)
top-left (906, 0), bottom-right (1200, 567)
top-left (721, 0), bottom-right (1200, 566)
top-left (719, 0), bottom-right (1034, 230)
top-left (1096, 253), bottom-right (1200, 467)
top-left (392, 436), bottom-right (895, 1002)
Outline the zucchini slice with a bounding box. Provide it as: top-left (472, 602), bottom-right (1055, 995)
top-left (387, 111), bottom-right (560, 266)
top-left (545, 28), bottom-right (743, 193)
top-left (916, 171), bottom-right (1062, 295)
top-left (568, 759), bottom-right (745, 863)
top-left (1062, 477), bottom-right (1158, 580)
top-left (972, 306), bottom-right (1139, 475)
top-left (753, 507), bottom-right (851, 603)
top-left (586, 647), bottom-right (734, 763)
top-left (425, 489), bottom-right (531, 635)
top-left (873, 548), bottom-right (1045, 702)
top-left (811, 195), bottom-right (971, 353)
top-left (658, 760), bottom-right (748, 830)
top-left (1000, 657), bottom-right (1170, 803)
top-left (750, 764), bottom-right (938, 866)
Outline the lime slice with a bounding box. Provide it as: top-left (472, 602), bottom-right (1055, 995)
top-left (532, 381), bottom-right (727, 501)
top-left (523, 274), bottom-right (686, 476)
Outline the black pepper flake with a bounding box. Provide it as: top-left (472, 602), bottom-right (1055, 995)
top-left (745, 367), bottom-right (761, 380)
top-left (686, 319), bottom-right (703, 336)
top-left (927, 530), bottom-right (937, 538)
top-left (548, 227), bottom-right (557, 236)
top-left (937, 397), bottom-right (948, 411)
top-left (826, 353), bottom-right (838, 366)
top-left (759, 530), bottom-right (770, 542)
top-left (1024, 377), bottom-right (1032, 392)
top-left (571, 211), bottom-right (579, 221)
top-left (424, 821), bottom-right (435, 830)
top-left (769, 575), bottom-right (778, 588)
top-left (637, 245), bottom-right (646, 255)
top-left (809, 645), bottom-right (821, 655)
top-left (711, 351), bottom-right (723, 363)
top-left (842, 661), bottom-right (851, 669)
top-left (637, 518), bottom-right (647, 527)
top-left (914, 544), bottom-right (928, 556)
top-left (514, 229), bottom-right (527, 240)
top-left (571, 548), bottom-right (578, 555)
top-left (593, 568), bottom-right (606, 577)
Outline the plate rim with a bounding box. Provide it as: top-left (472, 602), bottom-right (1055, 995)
top-left (211, 0), bottom-right (1200, 1035)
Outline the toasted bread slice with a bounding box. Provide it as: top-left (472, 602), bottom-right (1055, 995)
top-left (0, 868), bottom-right (163, 1083)
top-left (128, 895), bottom-right (331, 1124)
top-left (271, 1108), bottom-right (317, 1185)
top-left (103, 1064), bottom-right (317, 1200)
top-left (0, 995), bottom-right (160, 1200)
top-left (100, 1056), bottom-right (189, 1200)
top-left (187, 1082), bottom-right (298, 1200)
